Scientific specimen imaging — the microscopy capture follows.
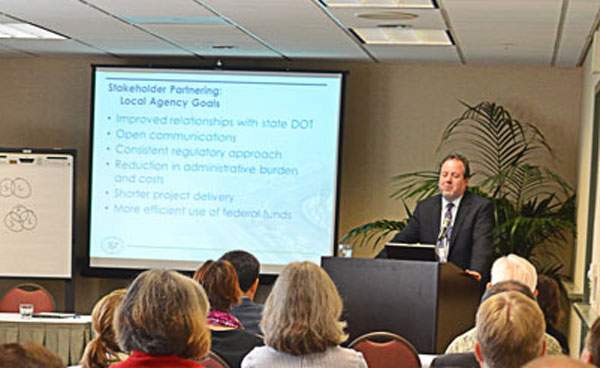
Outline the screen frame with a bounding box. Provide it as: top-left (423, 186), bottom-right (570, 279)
top-left (83, 64), bottom-right (347, 278)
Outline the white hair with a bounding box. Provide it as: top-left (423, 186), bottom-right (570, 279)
top-left (490, 254), bottom-right (537, 292)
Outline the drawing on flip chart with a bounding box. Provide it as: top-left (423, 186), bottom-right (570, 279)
top-left (4, 205), bottom-right (38, 232)
top-left (0, 177), bottom-right (32, 198)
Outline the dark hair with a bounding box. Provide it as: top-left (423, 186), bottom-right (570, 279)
top-left (193, 260), bottom-right (241, 311)
top-left (0, 342), bottom-right (64, 368)
top-left (439, 153), bottom-right (471, 179)
top-left (536, 275), bottom-right (563, 326)
top-left (80, 289), bottom-right (126, 368)
top-left (219, 250), bottom-right (260, 293)
top-left (481, 280), bottom-right (535, 303)
top-left (115, 269), bottom-right (211, 359)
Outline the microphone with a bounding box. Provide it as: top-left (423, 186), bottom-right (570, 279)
top-left (438, 217), bottom-right (451, 241)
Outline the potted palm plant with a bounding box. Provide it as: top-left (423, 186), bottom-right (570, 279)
top-left (342, 101), bottom-right (576, 271)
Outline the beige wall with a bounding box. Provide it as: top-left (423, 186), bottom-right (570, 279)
top-left (0, 57), bottom-right (581, 313)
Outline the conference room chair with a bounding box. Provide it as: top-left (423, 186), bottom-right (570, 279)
top-left (348, 331), bottom-right (421, 368)
top-left (0, 283), bottom-right (55, 313)
top-left (197, 350), bottom-right (231, 368)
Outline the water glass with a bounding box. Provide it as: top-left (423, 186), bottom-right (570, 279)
top-left (19, 303), bottom-right (33, 319)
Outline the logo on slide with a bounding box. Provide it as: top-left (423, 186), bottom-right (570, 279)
top-left (101, 237), bottom-right (125, 254)
top-left (0, 177), bottom-right (32, 198)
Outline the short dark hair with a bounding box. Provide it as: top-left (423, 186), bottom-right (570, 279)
top-left (0, 342), bottom-right (64, 368)
top-left (440, 153), bottom-right (471, 179)
top-left (193, 259), bottom-right (241, 311)
top-left (115, 269), bottom-right (211, 359)
top-left (481, 280), bottom-right (535, 303)
top-left (219, 250), bottom-right (260, 293)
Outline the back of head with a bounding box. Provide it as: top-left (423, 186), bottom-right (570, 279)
top-left (476, 291), bottom-right (546, 368)
top-left (536, 275), bottom-right (563, 326)
top-left (219, 250), bottom-right (260, 293)
top-left (81, 288), bottom-right (126, 368)
top-left (0, 342), bottom-right (64, 368)
top-left (193, 259), bottom-right (241, 311)
top-left (115, 269), bottom-right (211, 359)
top-left (261, 261), bottom-right (347, 355)
top-left (524, 356), bottom-right (594, 368)
top-left (491, 254), bottom-right (537, 292)
top-left (481, 280), bottom-right (535, 303)
top-left (584, 317), bottom-right (600, 366)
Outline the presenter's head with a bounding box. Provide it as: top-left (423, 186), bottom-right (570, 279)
top-left (438, 153), bottom-right (470, 201)
top-left (115, 269), bottom-right (211, 360)
top-left (261, 261), bottom-right (347, 355)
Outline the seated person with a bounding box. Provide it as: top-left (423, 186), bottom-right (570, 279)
top-left (0, 341), bottom-right (64, 368)
top-left (219, 250), bottom-right (264, 335)
top-left (445, 254), bottom-right (562, 355)
top-left (580, 316), bottom-right (600, 366)
top-left (241, 261), bottom-right (367, 368)
top-left (537, 274), bottom-right (569, 354)
top-left (112, 269), bottom-right (211, 368)
top-left (80, 288), bottom-right (126, 368)
top-left (194, 260), bottom-right (263, 368)
top-left (474, 291), bottom-right (546, 368)
top-left (525, 356), bottom-right (594, 368)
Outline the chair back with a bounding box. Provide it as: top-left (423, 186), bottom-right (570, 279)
top-left (0, 283), bottom-right (55, 313)
top-left (348, 331), bottom-right (421, 368)
top-left (198, 350), bottom-right (230, 368)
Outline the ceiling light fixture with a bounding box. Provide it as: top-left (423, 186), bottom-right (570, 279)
top-left (0, 23), bottom-right (66, 39)
top-left (356, 11), bottom-right (418, 20)
top-left (353, 28), bottom-right (452, 45)
top-left (323, 0), bottom-right (434, 8)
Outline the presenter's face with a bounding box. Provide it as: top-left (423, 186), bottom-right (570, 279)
top-left (438, 159), bottom-right (468, 201)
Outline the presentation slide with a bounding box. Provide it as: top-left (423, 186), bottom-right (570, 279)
top-left (88, 66), bottom-right (344, 273)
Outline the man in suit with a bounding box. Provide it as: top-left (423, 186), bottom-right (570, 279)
top-left (219, 250), bottom-right (263, 335)
top-left (381, 153), bottom-right (494, 281)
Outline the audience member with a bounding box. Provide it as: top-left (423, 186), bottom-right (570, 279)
top-left (241, 261), bottom-right (367, 368)
top-left (525, 355), bottom-right (594, 368)
top-left (112, 269), bottom-right (211, 368)
top-left (194, 260), bottom-right (263, 368)
top-left (474, 291), bottom-right (546, 368)
top-left (432, 280), bottom-right (534, 367)
top-left (80, 288), bottom-right (126, 368)
top-left (537, 274), bottom-right (569, 354)
top-left (445, 254), bottom-right (562, 355)
top-left (0, 341), bottom-right (64, 368)
top-left (580, 316), bottom-right (600, 366)
top-left (219, 250), bottom-right (264, 335)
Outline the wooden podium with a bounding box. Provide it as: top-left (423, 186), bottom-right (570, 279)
top-left (321, 257), bottom-right (481, 353)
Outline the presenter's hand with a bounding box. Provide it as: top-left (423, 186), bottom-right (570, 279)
top-left (464, 269), bottom-right (482, 281)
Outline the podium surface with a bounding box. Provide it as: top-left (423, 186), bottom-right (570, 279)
top-left (321, 257), bottom-right (480, 353)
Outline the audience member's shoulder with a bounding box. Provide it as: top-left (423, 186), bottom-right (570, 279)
top-left (330, 346), bottom-right (367, 367)
top-left (445, 328), bottom-right (476, 354)
top-left (544, 333), bottom-right (563, 355)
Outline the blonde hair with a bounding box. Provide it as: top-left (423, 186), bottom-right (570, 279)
top-left (80, 288), bottom-right (126, 368)
top-left (115, 269), bottom-right (211, 359)
top-left (491, 254), bottom-right (537, 292)
top-left (476, 291), bottom-right (545, 368)
top-left (261, 261), bottom-right (347, 355)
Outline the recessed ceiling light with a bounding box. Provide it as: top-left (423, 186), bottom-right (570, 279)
top-left (0, 23), bottom-right (66, 39)
top-left (323, 0), bottom-right (434, 8)
top-left (353, 28), bottom-right (452, 45)
top-left (357, 11), bottom-right (418, 20)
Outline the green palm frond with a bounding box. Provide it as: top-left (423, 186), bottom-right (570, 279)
top-left (342, 100), bottom-right (575, 268)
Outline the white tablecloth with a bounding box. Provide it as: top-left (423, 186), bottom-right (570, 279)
top-left (0, 312), bottom-right (92, 365)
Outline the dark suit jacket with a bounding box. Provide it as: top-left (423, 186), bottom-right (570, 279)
top-left (430, 353), bottom-right (479, 368)
top-left (385, 191), bottom-right (494, 279)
